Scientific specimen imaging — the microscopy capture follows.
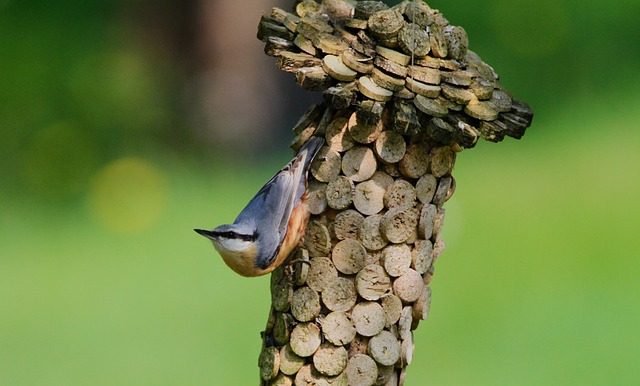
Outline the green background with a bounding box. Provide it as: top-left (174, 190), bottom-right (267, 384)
top-left (1, 0), bottom-right (639, 385)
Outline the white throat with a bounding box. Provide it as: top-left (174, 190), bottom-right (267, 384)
top-left (212, 237), bottom-right (251, 255)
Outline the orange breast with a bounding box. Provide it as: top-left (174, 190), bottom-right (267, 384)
top-left (219, 243), bottom-right (261, 277)
top-left (257, 201), bottom-right (311, 276)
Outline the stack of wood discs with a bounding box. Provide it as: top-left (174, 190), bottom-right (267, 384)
top-left (259, 0), bottom-right (533, 148)
top-left (260, 102), bottom-right (448, 385)
top-left (257, 1), bottom-right (534, 385)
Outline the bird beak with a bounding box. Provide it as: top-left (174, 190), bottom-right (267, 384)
top-left (194, 229), bottom-right (215, 239)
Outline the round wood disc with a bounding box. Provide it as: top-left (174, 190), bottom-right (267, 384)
top-left (320, 311), bottom-right (357, 346)
top-left (353, 180), bottom-right (386, 215)
top-left (412, 239), bottom-right (434, 274)
top-left (291, 286), bottom-right (321, 322)
top-left (348, 111), bottom-right (384, 144)
top-left (259, 346), bottom-right (280, 381)
top-left (313, 343), bottom-right (348, 376)
top-left (333, 209), bottom-right (364, 240)
top-left (383, 179), bottom-right (417, 210)
top-left (368, 330), bottom-right (401, 366)
top-left (279, 343), bottom-right (305, 376)
top-left (356, 264), bottom-right (392, 301)
top-left (359, 214), bottom-right (388, 251)
top-left (333, 238), bottom-right (367, 274)
top-left (374, 130), bottom-right (407, 164)
top-left (306, 256), bottom-right (338, 292)
top-left (345, 354), bottom-right (378, 386)
top-left (382, 243), bottom-right (412, 277)
top-left (311, 146), bottom-right (342, 183)
top-left (342, 146), bottom-right (378, 182)
top-left (380, 207), bottom-right (420, 243)
top-left (351, 301), bottom-right (386, 337)
top-left (322, 277), bottom-right (357, 312)
top-left (304, 220), bottom-right (332, 257)
top-left (290, 322), bottom-right (322, 357)
top-left (399, 142), bottom-right (431, 179)
top-left (326, 176), bottom-right (355, 210)
top-left (325, 116), bottom-right (355, 152)
top-left (307, 180), bottom-right (328, 215)
top-left (393, 269), bottom-right (424, 303)
top-left (381, 294), bottom-right (403, 327)
top-left (416, 174), bottom-right (437, 204)
top-left (430, 146), bottom-right (456, 177)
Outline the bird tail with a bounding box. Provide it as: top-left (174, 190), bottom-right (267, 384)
top-left (289, 136), bottom-right (324, 203)
top-left (297, 136), bottom-right (325, 173)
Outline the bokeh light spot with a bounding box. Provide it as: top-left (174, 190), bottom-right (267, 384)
top-left (23, 122), bottom-right (99, 199)
top-left (88, 157), bottom-right (168, 233)
top-left (491, 0), bottom-right (571, 57)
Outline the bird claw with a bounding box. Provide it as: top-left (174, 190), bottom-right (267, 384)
top-left (281, 248), bottom-right (310, 281)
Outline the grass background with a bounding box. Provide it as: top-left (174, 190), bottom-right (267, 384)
top-left (1, 0), bottom-right (640, 385)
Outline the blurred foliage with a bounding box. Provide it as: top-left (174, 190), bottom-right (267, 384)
top-left (0, 0), bottom-right (178, 201)
top-left (1, 0), bottom-right (639, 385)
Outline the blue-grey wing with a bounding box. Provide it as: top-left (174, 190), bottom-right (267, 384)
top-left (233, 137), bottom-right (324, 268)
top-left (234, 169), bottom-right (296, 250)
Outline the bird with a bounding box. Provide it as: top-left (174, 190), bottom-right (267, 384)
top-left (195, 136), bottom-right (325, 277)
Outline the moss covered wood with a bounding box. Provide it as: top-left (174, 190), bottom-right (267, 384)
top-left (258, 1), bottom-right (533, 385)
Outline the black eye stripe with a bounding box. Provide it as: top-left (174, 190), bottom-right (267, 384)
top-left (212, 230), bottom-right (258, 242)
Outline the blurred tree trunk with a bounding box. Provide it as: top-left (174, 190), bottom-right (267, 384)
top-left (123, 0), bottom-right (317, 153)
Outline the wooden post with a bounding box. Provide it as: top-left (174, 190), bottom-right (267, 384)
top-left (258, 1), bottom-right (533, 385)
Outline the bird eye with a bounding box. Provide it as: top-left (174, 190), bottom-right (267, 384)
top-left (212, 229), bottom-right (257, 242)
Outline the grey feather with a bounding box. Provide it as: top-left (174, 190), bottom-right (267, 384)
top-left (233, 137), bottom-right (324, 269)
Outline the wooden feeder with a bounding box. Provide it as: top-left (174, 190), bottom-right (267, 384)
top-left (257, 1), bottom-right (534, 385)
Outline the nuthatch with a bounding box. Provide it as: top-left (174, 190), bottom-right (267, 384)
top-left (195, 137), bottom-right (324, 277)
